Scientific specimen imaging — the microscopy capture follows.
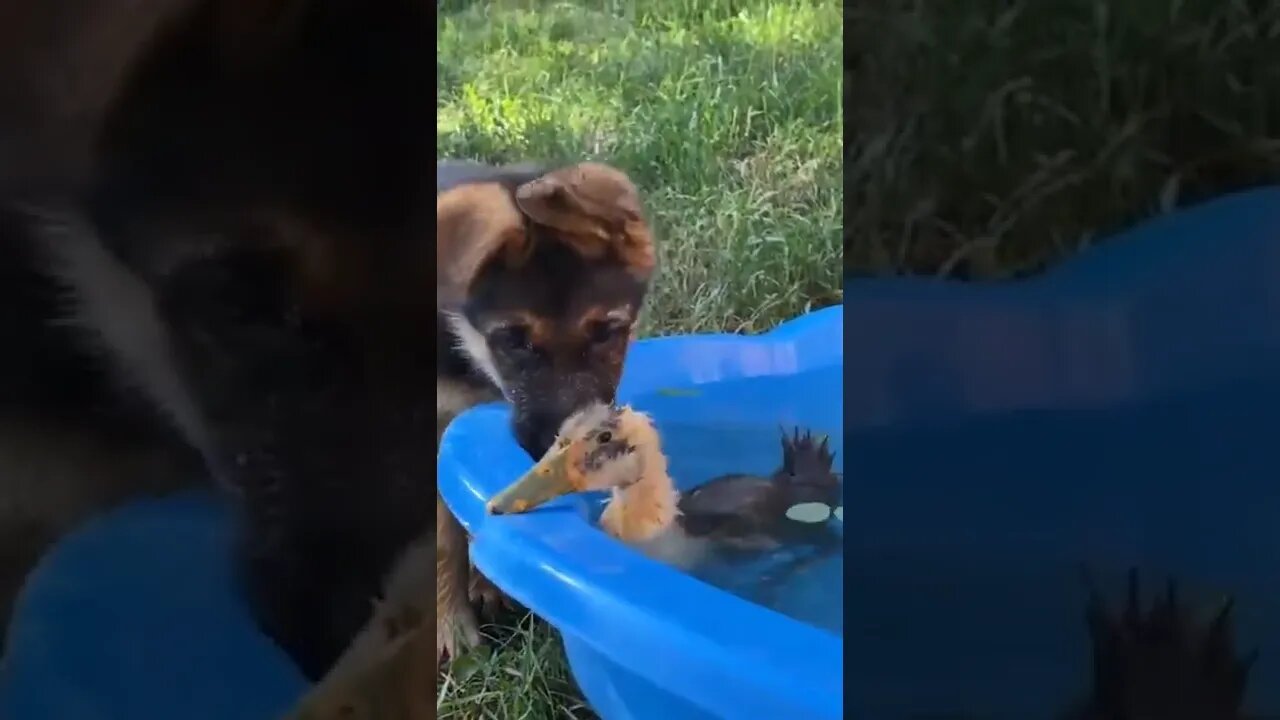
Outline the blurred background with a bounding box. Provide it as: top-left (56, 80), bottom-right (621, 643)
top-left (846, 0), bottom-right (1280, 279)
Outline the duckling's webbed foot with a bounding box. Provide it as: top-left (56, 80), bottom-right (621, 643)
top-left (779, 427), bottom-right (836, 478)
top-left (777, 428), bottom-right (841, 519)
top-left (1079, 567), bottom-right (1257, 719)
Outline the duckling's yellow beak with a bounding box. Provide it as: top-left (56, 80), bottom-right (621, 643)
top-left (487, 444), bottom-right (578, 515)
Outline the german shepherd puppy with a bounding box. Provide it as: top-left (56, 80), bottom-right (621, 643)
top-left (434, 161), bottom-right (655, 659)
top-left (0, 0), bottom-right (657, 682)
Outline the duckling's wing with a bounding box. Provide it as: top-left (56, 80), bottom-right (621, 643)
top-left (679, 474), bottom-right (775, 515)
top-left (678, 474), bottom-right (777, 537)
top-left (678, 510), bottom-right (758, 539)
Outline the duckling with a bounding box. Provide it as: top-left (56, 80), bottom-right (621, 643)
top-left (486, 403), bottom-right (843, 571)
top-left (1061, 568), bottom-right (1258, 720)
top-left (679, 427), bottom-right (843, 554)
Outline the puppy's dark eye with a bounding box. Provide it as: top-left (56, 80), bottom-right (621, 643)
top-left (163, 249), bottom-right (298, 331)
top-left (491, 325), bottom-right (531, 351)
top-left (586, 321), bottom-right (625, 345)
top-left (598, 431), bottom-right (612, 443)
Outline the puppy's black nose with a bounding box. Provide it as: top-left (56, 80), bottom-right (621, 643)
top-left (514, 414), bottom-right (559, 458)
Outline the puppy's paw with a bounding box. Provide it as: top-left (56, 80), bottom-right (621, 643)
top-left (468, 567), bottom-right (513, 619)
top-left (436, 603), bottom-right (481, 662)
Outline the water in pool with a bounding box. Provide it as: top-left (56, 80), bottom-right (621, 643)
top-left (675, 421), bottom-right (843, 636)
top-left (585, 365), bottom-right (846, 636)
top-left (587, 420), bottom-right (844, 636)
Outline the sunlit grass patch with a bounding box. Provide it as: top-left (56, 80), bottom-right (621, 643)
top-left (438, 0), bottom-right (843, 337)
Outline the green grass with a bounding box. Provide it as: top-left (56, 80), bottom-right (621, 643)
top-left (438, 0), bottom-right (843, 338)
top-left (435, 614), bottom-right (597, 720)
top-left (846, 0), bottom-right (1280, 279)
top-left (437, 0), bottom-right (840, 716)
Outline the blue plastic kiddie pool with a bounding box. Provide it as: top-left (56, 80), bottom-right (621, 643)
top-left (0, 493), bottom-right (310, 719)
top-left (439, 305), bottom-right (846, 720)
top-left (4, 186), bottom-right (1280, 719)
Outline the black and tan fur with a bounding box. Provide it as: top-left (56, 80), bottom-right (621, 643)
top-left (0, 0), bottom-right (657, 685)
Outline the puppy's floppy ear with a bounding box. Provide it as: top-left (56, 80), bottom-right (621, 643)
top-left (514, 162), bottom-right (656, 280)
top-left (436, 182), bottom-right (529, 308)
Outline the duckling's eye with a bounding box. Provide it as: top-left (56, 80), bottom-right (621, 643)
top-left (597, 431), bottom-right (612, 443)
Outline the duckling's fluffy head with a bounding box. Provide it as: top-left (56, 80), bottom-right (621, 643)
top-left (487, 402), bottom-right (666, 515)
top-left (550, 402), bottom-right (660, 492)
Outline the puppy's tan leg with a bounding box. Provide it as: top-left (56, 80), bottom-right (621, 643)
top-left (435, 492), bottom-right (479, 660)
top-left (285, 534), bottom-right (437, 719)
top-left (468, 561), bottom-right (513, 620)
top-left (434, 378), bottom-right (497, 659)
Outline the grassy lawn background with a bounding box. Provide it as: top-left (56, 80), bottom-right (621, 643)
top-left (437, 0), bottom-right (840, 717)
